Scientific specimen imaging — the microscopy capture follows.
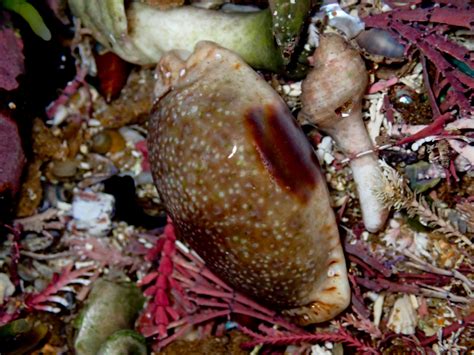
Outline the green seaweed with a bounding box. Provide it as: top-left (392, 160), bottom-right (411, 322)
top-left (1, 0), bottom-right (51, 40)
top-left (269, 0), bottom-right (311, 65)
top-left (447, 56), bottom-right (474, 78)
top-left (74, 278), bottom-right (145, 355)
top-left (405, 161), bottom-right (441, 193)
top-left (97, 329), bottom-right (147, 355)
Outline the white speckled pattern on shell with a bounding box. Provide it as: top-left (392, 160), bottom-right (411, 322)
top-left (148, 41), bottom-right (350, 325)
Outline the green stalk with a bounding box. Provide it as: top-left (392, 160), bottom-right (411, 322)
top-left (269, 0), bottom-right (311, 64)
top-left (1, 0), bottom-right (51, 40)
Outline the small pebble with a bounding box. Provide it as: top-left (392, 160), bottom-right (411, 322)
top-left (51, 160), bottom-right (78, 178)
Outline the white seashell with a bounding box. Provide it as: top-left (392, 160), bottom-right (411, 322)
top-left (387, 294), bottom-right (418, 335)
top-left (317, 136), bottom-right (335, 165)
top-left (373, 293), bottom-right (385, 328)
top-left (68, 191), bottom-right (115, 237)
top-left (316, 3), bottom-right (365, 39)
top-left (311, 344), bottom-right (332, 355)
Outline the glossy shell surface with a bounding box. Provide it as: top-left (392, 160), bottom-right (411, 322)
top-left (148, 42), bottom-right (350, 324)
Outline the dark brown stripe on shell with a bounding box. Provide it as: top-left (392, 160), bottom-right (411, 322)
top-left (246, 104), bottom-right (321, 203)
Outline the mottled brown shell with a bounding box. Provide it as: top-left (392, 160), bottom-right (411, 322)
top-left (148, 41), bottom-right (350, 325)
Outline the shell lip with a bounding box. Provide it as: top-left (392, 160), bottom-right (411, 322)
top-left (245, 103), bottom-right (323, 203)
top-left (282, 295), bottom-right (351, 326)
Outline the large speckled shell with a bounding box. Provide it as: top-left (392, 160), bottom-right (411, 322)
top-left (148, 42), bottom-right (350, 325)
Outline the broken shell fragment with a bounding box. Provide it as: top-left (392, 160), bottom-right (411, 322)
top-left (316, 3), bottom-right (365, 39)
top-left (387, 295), bottom-right (418, 335)
top-left (0, 273), bottom-right (15, 304)
top-left (148, 41), bottom-right (350, 325)
top-left (68, 191), bottom-right (115, 237)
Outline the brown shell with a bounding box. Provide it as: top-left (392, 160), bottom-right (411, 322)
top-left (300, 33), bottom-right (368, 132)
top-left (148, 42), bottom-right (350, 325)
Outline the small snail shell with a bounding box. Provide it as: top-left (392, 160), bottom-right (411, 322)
top-left (355, 29), bottom-right (405, 59)
top-left (148, 41), bottom-right (350, 325)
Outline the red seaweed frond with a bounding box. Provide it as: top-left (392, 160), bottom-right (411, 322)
top-left (396, 112), bottom-right (454, 145)
top-left (66, 236), bottom-right (139, 270)
top-left (137, 220), bottom-right (177, 341)
top-left (0, 304), bottom-right (21, 327)
top-left (45, 65), bottom-right (89, 119)
top-left (137, 218), bottom-right (302, 350)
top-left (341, 313), bottom-right (382, 339)
top-left (363, 2), bottom-right (474, 115)
top-left (418, 312), bottom-right (474, 346)
top-left (344, 230), bottom-right (472, 305)
top-left (344, 240), bottom-right (392, 278)
top-left (24, 263), bottom-right (96, 313)
top-left (239, 322), bottom-right (380, 354)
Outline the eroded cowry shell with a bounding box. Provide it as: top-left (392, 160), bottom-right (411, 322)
top-left (148, 41), bottom-right (350, 325)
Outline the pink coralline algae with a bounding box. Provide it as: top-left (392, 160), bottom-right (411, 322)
top-left (0, 27), bottom-right (25, 91)
top-left (0, 113), bottom-right (25, 199)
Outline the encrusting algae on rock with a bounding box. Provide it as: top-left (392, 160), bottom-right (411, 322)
top-left (147, 41), bottom-right (350, 325)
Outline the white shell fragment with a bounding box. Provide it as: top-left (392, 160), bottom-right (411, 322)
top-left (387, 294), bottom-right (418, 335)
top-left (0, 273), bottom-right (15, 305)
top-left (311, 344), bottom-right (333, 355)
top-left (373, 293), bottom-right (385, 328)
top-left (315, 3), bottom-right (365, 39)
top-left (68, 191), bottom-right (115, 237)
top-left (316, 136), bottom-right (335, 165)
